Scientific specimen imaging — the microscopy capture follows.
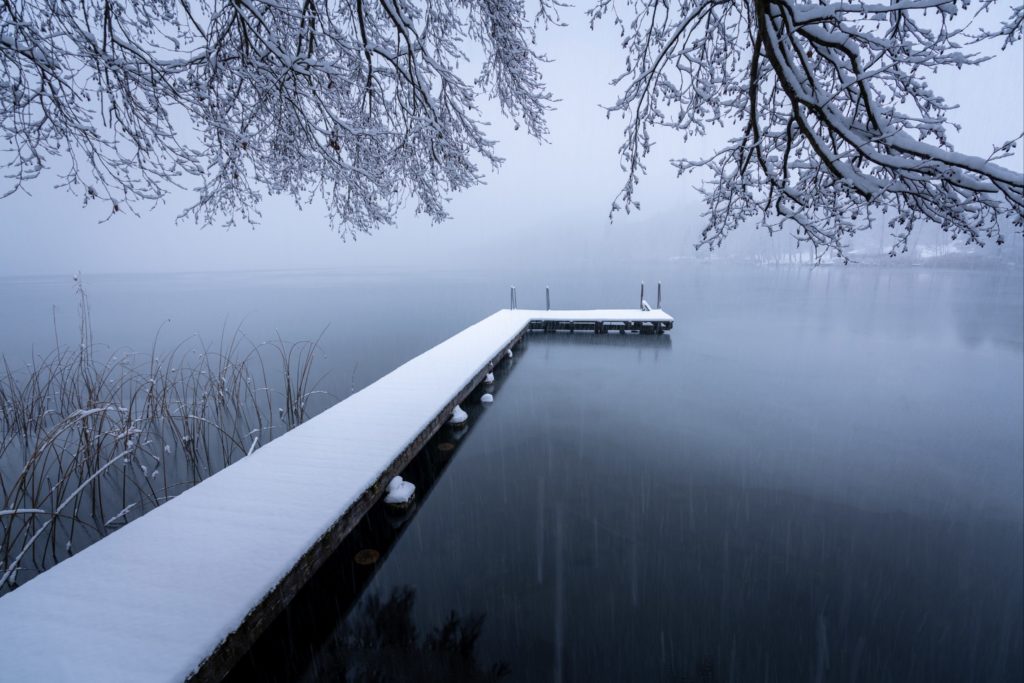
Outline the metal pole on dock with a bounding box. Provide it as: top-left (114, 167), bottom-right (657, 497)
top-left (640, 281), bottom-right (645, 310)
top-left (510, 286), bottom-right (517, 309)
top-left (657, 281), bottom-right (662, 309)
top-left (546, 286), bottom-right (550, 311)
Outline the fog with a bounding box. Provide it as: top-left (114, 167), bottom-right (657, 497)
top-left (2, 6), bottom-right (1023, 680)
top-left (1, 5), bottom-right (1021, 277)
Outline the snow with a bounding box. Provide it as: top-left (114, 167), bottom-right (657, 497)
top-left (524, 309), bottom-right (673, 323)
top-left (384, 477), bottom-right (415, 505)
top-left (484, 372), bottom-right (495, 384)
top-left (0, 308), bottom-right (672, 682)
top-left (449, 404), bottom-right (468, 425)
top-left (0, 509), bottom-right (45, 518)
top-left (481, 393), bottom-right (494, 404)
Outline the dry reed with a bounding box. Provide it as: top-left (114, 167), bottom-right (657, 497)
top-left (0, 280), bottom-right (330, 592)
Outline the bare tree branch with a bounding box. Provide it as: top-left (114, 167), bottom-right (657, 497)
top-left (0, 0), bottom-right (557, 236)
top-left (595, 0), bottom-right (1024, 260)
top-left (2, 0), bottom-right (1020, 254)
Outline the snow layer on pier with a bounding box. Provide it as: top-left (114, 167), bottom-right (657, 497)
top-left (384, 476), bottom-right (416, 505)
top-left (524, 308), bottom-right (673, 323)
top-left (0, 308), bottom-right (672, 682)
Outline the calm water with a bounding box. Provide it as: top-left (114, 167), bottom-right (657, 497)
top-left (2, 264), bottom-right (1022, 681)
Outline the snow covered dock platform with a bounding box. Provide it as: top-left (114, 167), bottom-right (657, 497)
top-left (0, 308), bottom-right (672, 682)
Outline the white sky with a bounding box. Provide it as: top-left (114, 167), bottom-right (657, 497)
top-left (0, 4), bottom-right (1021, 277)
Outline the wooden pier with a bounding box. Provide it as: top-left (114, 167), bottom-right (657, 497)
top-left (0, 307), bottom-right (672, 682)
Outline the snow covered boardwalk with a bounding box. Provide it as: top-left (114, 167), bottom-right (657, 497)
top-left (0, 308), bottom-right (672, 683)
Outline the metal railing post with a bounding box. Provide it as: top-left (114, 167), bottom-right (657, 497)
top-left (545, 286), bottom-right (550, 311)
top-left (657, 281), bottom-right (662, 309)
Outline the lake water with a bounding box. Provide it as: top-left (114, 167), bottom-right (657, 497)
top-left (2, 263), bottom-right (1022, 681)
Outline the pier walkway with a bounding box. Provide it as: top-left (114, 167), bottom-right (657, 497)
top-left (0, 308), bottom-right (672, 682)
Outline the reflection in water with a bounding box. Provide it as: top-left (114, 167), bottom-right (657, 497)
top-left (227, 364), bottom-right (515, 682)
top-left (300, 586), bottom-right (509, 683)
top-left (313, 331), bottom-right (1019, 682)
top-left (229, 327), bottom-right (1022, 681)
top-left (678, 658), bottom-right (717, 683)
top-left (3, 265), bottom-right (1020, 681)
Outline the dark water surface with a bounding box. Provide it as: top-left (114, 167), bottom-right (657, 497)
top-left (2, 264), bottom-right (1022, 681)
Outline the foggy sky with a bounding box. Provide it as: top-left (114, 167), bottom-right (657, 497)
top-left (1, 5), bottom-right (1021, 277)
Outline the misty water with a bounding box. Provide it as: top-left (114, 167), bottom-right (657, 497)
top-left (2, 263), bottom-right (1022, 681)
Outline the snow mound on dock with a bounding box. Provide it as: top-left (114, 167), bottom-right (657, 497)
top-left (384, 476), bottom-right (416, 505)
top-left (449, 404), bottom-right (468, 425)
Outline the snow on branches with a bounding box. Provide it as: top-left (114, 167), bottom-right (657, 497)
top-left (0, 0), bottom-right (556, 234)
top-left (595, 0), bottom-right (1024, 259)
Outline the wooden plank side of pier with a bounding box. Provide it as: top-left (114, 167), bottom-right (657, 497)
top-left (0, 308), bottom-right (673, 683)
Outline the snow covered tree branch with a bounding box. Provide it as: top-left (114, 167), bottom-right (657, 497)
top-left (0, 0), bottom-right (556, 234)
top-left (3, 1), bottom-right (1022, 251)
top-left (594, 0), bottom-right (1024, 259)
